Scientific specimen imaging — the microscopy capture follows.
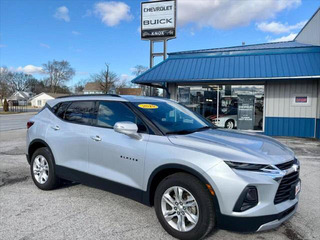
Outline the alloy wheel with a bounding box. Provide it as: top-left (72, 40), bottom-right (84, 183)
top-left (33, 155), bottom-right (49, 184)
top-left (161, 186), bottom-right (199, 232)
top-left (226, 121), bottom-right (234, 129)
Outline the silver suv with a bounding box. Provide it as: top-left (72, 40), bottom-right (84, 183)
top-left (26, 95), bottom-right (300, 240)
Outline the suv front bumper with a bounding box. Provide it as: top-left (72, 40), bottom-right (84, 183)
top-left (204, 160), bottom-right (300, 232)
top-left (217, 203), bottom-right (297, 232)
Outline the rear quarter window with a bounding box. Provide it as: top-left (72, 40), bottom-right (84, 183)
top-left (64, 101), bottom-right (95, 125)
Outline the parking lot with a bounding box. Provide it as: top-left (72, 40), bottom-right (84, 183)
top-left (0, 114), bottom-right (319, 240)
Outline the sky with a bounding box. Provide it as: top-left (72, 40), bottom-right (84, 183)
top-left (0, 0), bottom-right (319, 88)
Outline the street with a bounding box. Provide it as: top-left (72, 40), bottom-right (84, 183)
top-left (0, 112), bottom-right (37, 132)
top-left (0, 114), bottom-right (319, 240)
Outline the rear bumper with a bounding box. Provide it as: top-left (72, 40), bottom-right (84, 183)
top-left (217, 203), bottom-right (297, 232)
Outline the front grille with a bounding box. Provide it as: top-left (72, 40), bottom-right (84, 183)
top-left (276, 158), bottom-right (297, 170)
top-left (274, 171), bottom-right (300, 204)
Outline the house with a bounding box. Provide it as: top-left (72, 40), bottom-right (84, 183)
top-left (117, 88), bottom-right (142, 96)
top-left (30, 92), bottom-right (69, 108)
top-left (7, 91), bottom-right (33, 106)
top-left (83, 82), bottom-right (104, 94)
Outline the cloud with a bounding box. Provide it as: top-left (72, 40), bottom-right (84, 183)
top-left (267, 33), bottom-right (297, 42)
top-left (0, 44), bottom-right (6, 48)
top-left (257, 20), bottom-right (306, 34)
top-left (40, 43), bottom-right (50, 49)
top-left (94, 1), bottom-right (133, 26)
top-left (54, 6), bottom-right (70, 22)
top-left (16, 65), bottom-right (44, 75)
top-left (120, 74), bottom-right (134, 82)
top-left (176, 0), bottom-right (301, 29)
top-left (72, 31), bottom-right (80, 35)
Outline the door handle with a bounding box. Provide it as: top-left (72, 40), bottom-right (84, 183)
top-left (91, 135), bottom-right (102, 142)
top-left (51, 125), bottom-right (60, 131)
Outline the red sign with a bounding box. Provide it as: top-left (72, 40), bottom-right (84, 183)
top-left (295, 97), bottom-right (308, 103)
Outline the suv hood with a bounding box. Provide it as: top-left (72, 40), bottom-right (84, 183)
top-left (168, 129), bottom-right (295, 165)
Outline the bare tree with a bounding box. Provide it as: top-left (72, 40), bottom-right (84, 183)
top-left (10, 72), bottom-right (33, 91)
top-left (115, 78), bottom-right (128, 89)
top-left (0, 67), bottom-right (13, 102)
top-left (132, 65), bottom-right (148, 95)
top-left (74, 79), bottom-right (88, 94)
top-left (132, 65), bottom-right (148, 77)
top-left (90, 64), bottom-right (119, 94)
top-left (43, 60), bottom-right (75, 93)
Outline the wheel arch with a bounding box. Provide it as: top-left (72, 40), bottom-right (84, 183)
top-left (143, 164), bottom-right (221, 214)
top-left (28, 139), bottom-right (55, 165)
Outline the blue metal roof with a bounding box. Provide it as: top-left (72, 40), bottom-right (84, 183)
top-left (169, 41), bottom-right (313, 55)
top-left (132, 42), bottom-right (320, 84)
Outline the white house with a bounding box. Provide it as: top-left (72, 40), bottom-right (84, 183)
top-left (30, 92), bottom-right (69, 108)
top-left (7, 91), bottom-right (33, 105)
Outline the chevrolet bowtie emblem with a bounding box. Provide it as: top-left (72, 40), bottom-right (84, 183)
top-left (292, 164), bottom-right (299, 172)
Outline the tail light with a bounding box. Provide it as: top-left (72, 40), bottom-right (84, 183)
top-left (27, 121), bottom-right (34, 129)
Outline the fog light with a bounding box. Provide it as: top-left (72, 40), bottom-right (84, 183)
top-left (233, 186), bottom-right (258, 212)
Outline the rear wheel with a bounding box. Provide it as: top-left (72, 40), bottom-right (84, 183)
top-left (154, 173), bottom-right (215, 240)
top-left (30, 147), bottom-right (60, 190)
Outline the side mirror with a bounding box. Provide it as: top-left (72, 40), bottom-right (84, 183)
top-left (114, 121), bottom-right (142, 140)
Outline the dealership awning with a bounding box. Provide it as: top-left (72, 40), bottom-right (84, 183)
top-left (132, 41), bottom-right (320, 85)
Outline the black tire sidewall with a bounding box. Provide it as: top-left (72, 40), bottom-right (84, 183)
top-left (154, 173), bottom-right (215, 240)
top-left (30, 147), bottom-right (58, 190)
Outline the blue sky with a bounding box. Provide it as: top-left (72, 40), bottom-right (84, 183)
top-left (1, 0), bottom-right (319, 87)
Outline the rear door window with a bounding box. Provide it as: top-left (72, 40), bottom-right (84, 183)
top-left (64, 101), bottom-right (95, 125)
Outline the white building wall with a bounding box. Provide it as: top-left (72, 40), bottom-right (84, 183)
top-left (30, 93), bottom-right (54, 107)
top-left (265, 80), bottom-right (319, 118)
top-left (295, 9), bottom-right (320, 46)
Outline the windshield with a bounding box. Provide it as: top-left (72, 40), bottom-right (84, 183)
top-left (133, 100), bottom-right (214, 135)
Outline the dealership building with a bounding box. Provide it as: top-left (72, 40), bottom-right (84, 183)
top-left (133, 8), bottom-right (320, 139)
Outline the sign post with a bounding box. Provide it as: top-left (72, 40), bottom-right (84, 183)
top-left (141, 0), bottom-right (176, 96)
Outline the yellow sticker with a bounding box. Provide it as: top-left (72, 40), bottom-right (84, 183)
top-left (138, 104), bottom-right (158, 109)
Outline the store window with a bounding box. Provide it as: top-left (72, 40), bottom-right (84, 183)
top-left (178, 85), bottom-right (264, 131)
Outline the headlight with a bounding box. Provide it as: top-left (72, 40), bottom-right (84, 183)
top-left (225, 161), bottom-right (268, 171)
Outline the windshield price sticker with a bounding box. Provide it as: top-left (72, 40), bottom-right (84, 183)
top-left (138, 104), bottom-right (158, 109)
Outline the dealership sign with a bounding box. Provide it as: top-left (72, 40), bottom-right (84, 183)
top-left (141, 0), bottom-right (176, 39)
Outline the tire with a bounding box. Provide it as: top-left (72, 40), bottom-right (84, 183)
top-left (30, 147), bottom-right (60, 190)
top-left (154, 173), bottom-right (215, 240)
top-left (225, 120), bottom-right (234, 129)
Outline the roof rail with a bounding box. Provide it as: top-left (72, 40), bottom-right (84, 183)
top-left (56, 94), bottom-right (121, 99)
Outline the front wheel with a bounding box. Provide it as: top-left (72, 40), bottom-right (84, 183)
top-left (225, 120), bottom-right (234, 129)
top-left (154, 173), bottom-right (215, 240)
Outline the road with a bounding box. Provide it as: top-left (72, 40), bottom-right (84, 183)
top-left (0, 112), bottom-right (36, 132)
top-left (0, 125), bottom-right (319, 239)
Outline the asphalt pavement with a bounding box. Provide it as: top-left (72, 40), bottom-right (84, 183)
top-left (0, 112), bottom-right (36, 132)
top-left (0, 120), bottom-right (319, 239)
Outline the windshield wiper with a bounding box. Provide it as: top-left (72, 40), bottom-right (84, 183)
top-left (166, 129), bottom-right (195, 135)
top-left (166, 126), bottom-right (211, 135)
top-left (194, 126), bottom-right (211, 132)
